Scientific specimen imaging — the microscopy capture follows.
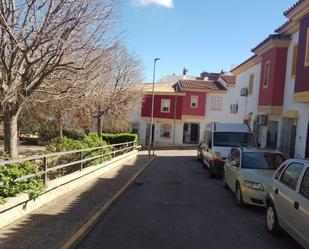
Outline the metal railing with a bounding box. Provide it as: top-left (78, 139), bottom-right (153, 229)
top-left (0, 141), bottom-right (137, 186)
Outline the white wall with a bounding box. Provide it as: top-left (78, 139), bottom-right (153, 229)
top-left (234, 63), bottom-right (261, 130)
top-left (283, 31), bottom-right (309, 158)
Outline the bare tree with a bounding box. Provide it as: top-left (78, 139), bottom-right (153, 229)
top-left (0, 0), bottom-right (118, 158)
top-left (87, 45), bottom-right (143, 135)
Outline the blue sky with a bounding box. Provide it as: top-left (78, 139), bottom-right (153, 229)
top-left (119, 0), bottom-right (296, 82)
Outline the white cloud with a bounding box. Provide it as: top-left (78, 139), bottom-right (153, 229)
top-left (131, 0), bottom-right (174, 8)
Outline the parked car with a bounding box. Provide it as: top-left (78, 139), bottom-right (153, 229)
top-left (266, 159), bottom-right (309, 249)
top-left (199, 122), bottom-right (257, 178)
top-left (223, 147), bottom-right (288, 207)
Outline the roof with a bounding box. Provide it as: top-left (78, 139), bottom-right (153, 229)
top-left (177, 79), bottom-right (225, 91)
top-left (284, 0), bottom-right (304, 17)
top-left (275, 19), bottom-right (292, 33)
top-left (135, 82), bottom-right (175, 93)
top-left (214, 123), bottom-right (251, 133)
top-left (230, 55), bottom-right (259, 74)
top-left (220, 75), bottom-right (236, 85)
top-left (251, 34), bottom-right (290, 53)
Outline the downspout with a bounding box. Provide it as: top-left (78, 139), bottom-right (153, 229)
top-left (173, 95), bottom-right (177, 146)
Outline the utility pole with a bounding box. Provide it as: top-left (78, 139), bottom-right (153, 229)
top-left (148, 58), bottom-right (160, 158)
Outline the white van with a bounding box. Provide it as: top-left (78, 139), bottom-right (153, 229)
top-left (199, 122), bottom-right (257, 178)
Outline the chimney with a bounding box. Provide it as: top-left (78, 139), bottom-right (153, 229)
top-left (183, 67), bottom-right (188, 76)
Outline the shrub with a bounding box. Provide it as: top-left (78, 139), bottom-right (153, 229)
top-left (101, 133), bottom-right (138, 145)
top-left (46, 136), bottom-right (86, 152)
top-left (63, 128), bottom-right (85, 140)
top-left (38, 123), bottom-right (58, 141)
top-left (0, 161), bottom-right (44, 204)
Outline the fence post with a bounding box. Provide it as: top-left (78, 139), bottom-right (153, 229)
top-left (80, 151), bottom-right (83, 171)
top-left (43, 156), bottom-right (48, 185)
top-left (101, 147), bottom-right (104, 162)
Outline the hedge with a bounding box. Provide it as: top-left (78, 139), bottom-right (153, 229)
top-left (100, 133), bottom-right (138, 145)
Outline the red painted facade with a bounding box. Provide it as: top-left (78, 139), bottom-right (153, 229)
top-left (182, 91), bottom-right (206, 116)
top-left (258, 47), bottom-right (288, 106)
top-left (295, 14), bottom-right (309, 93)
top-left (141, 92), bottom-right (207, 120)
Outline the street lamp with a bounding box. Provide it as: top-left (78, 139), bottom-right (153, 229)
top-left (148, 58), bottom-right (160, 158)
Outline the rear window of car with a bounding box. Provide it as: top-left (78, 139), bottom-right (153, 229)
top-left (242, 152), bottom-right (287, 170)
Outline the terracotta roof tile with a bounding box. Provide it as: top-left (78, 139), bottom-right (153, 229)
top-left (177, 79), bottom-right (222, 91)
top-left (284, 0), bottom-right (304, 17)
top-left (220, 75), bottom-right (236, 85)
top-left (251, 34), bottom-right (290, 53)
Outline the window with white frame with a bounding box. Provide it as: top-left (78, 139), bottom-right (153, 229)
top-left (211, 97), bottom-right (222, 110)
top-left (191, 95), bottom-right (198, 108)
top-left (160, 124), bottom-right (172, 138)
top-left (161, 99), bottom-right (171, 113)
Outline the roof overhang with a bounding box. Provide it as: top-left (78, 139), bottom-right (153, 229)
top-left (285, 0), bottom-right (309, 21)
top-left (252, 39), bottom-right (290, 56)
top-left (258, 106), bottom-right (283, 115)
top-left (283, 109), bottom-right (299, 119)
top-left (230, 56), bottom-right (261, 76)
top-left (143, 91), bottom-right (186, 96)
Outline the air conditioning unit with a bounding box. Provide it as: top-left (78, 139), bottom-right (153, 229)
top-left (257, 114), bottom-right (268, 126)
top-left (230, 104), bottom-right (238, 113)
top-left (240, 87), bottom-right (248, 97)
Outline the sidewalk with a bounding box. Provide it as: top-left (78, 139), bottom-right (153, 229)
top-left (0, 151), bottom-right (154, 249)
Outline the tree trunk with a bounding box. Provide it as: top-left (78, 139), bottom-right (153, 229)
top-left (58, 117), bottom-right (63, 137)
top-left (4, 107), bottom-right (21, 159)
top-left (97, 116), bottom-right (102, 137)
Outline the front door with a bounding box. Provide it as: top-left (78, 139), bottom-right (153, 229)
top-left (190, 124), bottom-right (199, 144)
top-left (305, 124), bottom-right (309, 158)
top-left (280, 118), bottom-right (297, 157)
top-left (183, 123), bottom-right (200, 144)
top-left (266, 121), bottom-right (278, 148)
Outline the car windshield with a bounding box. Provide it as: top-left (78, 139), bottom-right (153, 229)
top-left (242, 152), bottom-right (287, 170)
top-left (213, 132), bottom-right (256, 147)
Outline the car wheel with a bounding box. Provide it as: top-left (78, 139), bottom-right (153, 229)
top-left (223, 172), bottom-right (228, 189)
top-left (266, 201), bottom-right (282, 236)
top-left (197, 151), bottom-right (201, 161)
top-left (209, 162), bottom-right (215, 178)
top-left (235, 183), bottom-right (245, 208)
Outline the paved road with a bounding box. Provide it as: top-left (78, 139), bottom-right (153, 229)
top-left (78, 150), bottom-right (302, 249)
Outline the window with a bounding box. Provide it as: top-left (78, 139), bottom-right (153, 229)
top-left (211, 97), bottom-right (222, 110)
top-left (160, 124), bottom-right (171, 138)
top-left (161, 99), bottom-right (170, 113)
top-left (300, 169), bottom-right (309, 199)
top-left (291, 44), bottom-right (298, 77)
top-left (280, 162), bottom-right (304, 190)
top-left (242, 152), bottom-right (287, 170)
top-left (305, 28), bottom-right (309, 67)
top-left (274, 163), bottom-right (287, 180)
top-left (263, 61), bottom-right (270, 87)
top-left (213, 132), bottom-right (256, 147)
top-left (248, 74), bottom-right (254, 95)
top-left (191, 95), bottom-right (198, 108)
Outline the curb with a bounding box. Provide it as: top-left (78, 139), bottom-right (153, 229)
top-left (60, 155), bottom-right (157, 249)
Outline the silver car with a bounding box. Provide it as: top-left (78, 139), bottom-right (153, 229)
top-left (223, 147), bottom-right (288, 207)
top-left (266, 159), bottom-right (309, 249)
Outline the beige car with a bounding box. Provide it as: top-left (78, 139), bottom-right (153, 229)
top-left (223, 147), bottom-right (288, 207)
top-left (266, 159), bottom-right (309, 249)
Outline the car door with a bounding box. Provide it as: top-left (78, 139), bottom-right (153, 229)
top-left (275, 162), bottom-right (305, 233)
top-left (224, 150), bottom-right (234, 189)
top-left (292, 167), bottom-right (309, 247)
top-left (226, 148), bottom-right (240, 193)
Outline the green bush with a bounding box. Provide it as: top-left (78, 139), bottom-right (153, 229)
top-left (0, 161), bottom-right (44, 204)
top-left (46, 136), bottom-right (86, 152)
top-left (38, 123), bottom-right (58, 141)
top-left (63, 128), bottom-right (85, 140)
top-left (101, 133), bottom-right (138, 145)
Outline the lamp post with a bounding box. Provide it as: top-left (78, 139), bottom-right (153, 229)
top-left (148, 58), bottom-right (160, 158)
